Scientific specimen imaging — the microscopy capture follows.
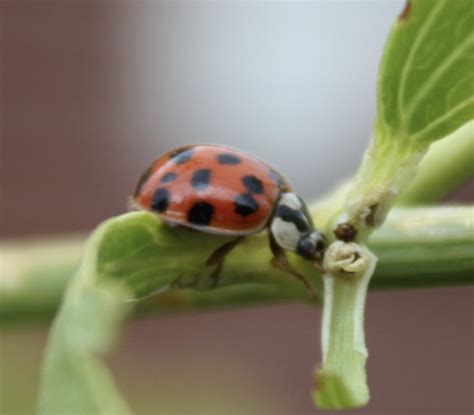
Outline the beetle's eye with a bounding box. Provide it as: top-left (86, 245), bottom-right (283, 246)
top-left (316, 239), bottom-right (325, 252)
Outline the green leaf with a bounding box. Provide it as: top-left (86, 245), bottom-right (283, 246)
top-left (377, 0), bottom-right (474, 146)
top-left (38, 280), bottom-right (133, 415)
top-left (37, 212), bottom-right (319, 414)
top-left (93, 212), bottom-right (231, 297)
top-left (336, 0), bottom-right (474, 236)
top-left (37, 221), bottom-right (134, 415)
top-left (38, 213), bottom-right (220, 415)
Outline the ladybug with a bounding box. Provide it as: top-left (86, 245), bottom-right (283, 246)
top-left (130, 144), bottom-right (326, 297)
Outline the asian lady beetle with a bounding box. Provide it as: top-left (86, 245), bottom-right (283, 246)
top-left (130, 144), bottom-right (326, 297)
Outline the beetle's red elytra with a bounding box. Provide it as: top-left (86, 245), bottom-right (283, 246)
top-left (131, 144), bottom-right (326, 297)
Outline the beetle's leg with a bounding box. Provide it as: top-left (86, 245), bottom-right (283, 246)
top-left (206, 237), bottom-right (244, 288)
top-left (171, 273), bottom-right (200, 289)
top-left (269, 232), bottom-right (318, 300)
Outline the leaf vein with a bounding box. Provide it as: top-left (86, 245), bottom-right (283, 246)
top-left (405, 32), bottom-right (474, 122)
top-left (398, 0), bottom-right (446, 127)
top-left (411, 97), bottom-right (474, 142)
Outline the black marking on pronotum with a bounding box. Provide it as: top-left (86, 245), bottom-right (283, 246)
top-left (191, 169), bottom-right (211, 190)
top-left (133, 166), bottom-right (153, 197)
top-left (160, 172), bottom-right (177, 183)
top-left (297, 196), bottom-right (314, 227)
top-left (170, 147), bottom-right (194, 164)
top-left (188, 201), bottom-right (214, 225)
top-left (151, 188), bottom-right (170, 213)
top-left (234, 193), bottom-right (259, 216)
top-left (217, 153), bottom-right (241, 165)
top-left (275, 205), bottom-right (310, 233)
top-left (242, 175), bottom-right (264, 194)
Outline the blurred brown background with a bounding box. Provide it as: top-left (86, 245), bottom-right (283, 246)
top-left (1, 2), bottom-right (473, 414)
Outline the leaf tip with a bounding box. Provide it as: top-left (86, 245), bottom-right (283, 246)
top-left (398, 1), bottom-right (412, 22)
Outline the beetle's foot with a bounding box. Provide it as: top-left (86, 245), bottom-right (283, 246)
top-left (171, 273), bottom-right (200, 289)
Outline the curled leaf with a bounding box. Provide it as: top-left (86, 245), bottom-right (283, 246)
top-left (377, 0), bottom-right (474, 147)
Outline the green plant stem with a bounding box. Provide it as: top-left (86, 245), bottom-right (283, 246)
top-left (314, 249), bottom-right (376, 409)
top-left (398, 121), bottom-right (474, 204)
top-left (309, 121), bottom-right (473, 229)
top-left (1, 206), bottom-right (472, 328)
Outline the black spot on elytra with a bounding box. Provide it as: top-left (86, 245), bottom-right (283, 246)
top-left (160, 172), bottom-right (177, 183)
top-left (133, 166), bottom-right (153, 197)
top-left (191, 169), bottom-right (211, 190)
top-left (151, 188), bottom-right (170, 213)
top-left (217, 153), bottom-right (241, 165)
top-left (242, 175), bottom-right (263, 194)
top-left (275, 205), bottom-right (310, 233)
top-left (170, 148), bottom-right (194, 164)
top-left (188, 201), bottom-right (214, 225)
top-left (234, 193), bottom-right (259, 216)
